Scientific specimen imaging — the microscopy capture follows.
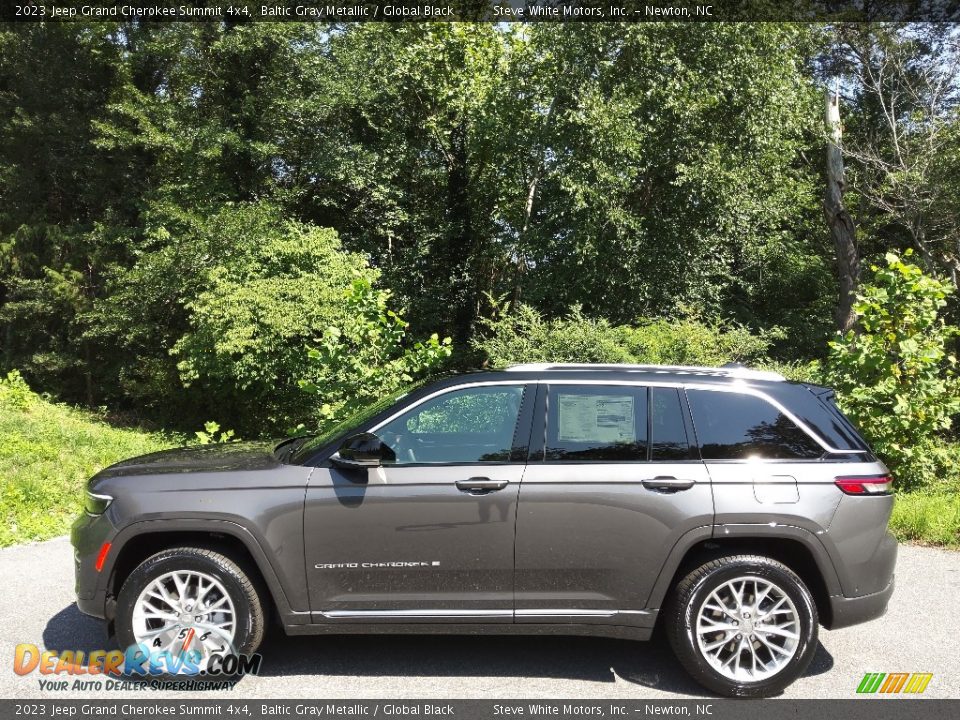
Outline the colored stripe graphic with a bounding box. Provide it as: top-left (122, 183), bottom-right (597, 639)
top-left (857, 672), bottom-right (933, 694)
top-left (903, 673), bottom-right (933, 694)
top-left (857, 673), bottom-right (885, 693)
top-left (880, 673), bottom-right (909, 693)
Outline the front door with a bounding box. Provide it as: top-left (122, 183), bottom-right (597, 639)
top-left (514, 384), bottom-right (714, 627)
top-left (304, 383), bottom-right (532, 623)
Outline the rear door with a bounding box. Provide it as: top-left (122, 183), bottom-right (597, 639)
top-left (304, 382), bottom-right (533, 623)
top-left (514, 383), bottom-right (714, 626)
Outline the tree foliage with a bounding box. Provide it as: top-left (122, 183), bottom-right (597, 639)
top-left (475, 302), bottom-right (773, 369)
top-left (299, 276), bottom-right (453, 429)
top-left (825, 252), bottom-right (960, 489)
top-left (1, 20), bottom-right (959, 460)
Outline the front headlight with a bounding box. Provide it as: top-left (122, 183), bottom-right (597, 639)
top-left (84, 491), bottom-right (113, 515)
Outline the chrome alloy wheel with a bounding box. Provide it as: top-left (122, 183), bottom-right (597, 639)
top-left (695, 576), bottom-right (800, 682)
top-left (131, 570), bottom-right (236, 668)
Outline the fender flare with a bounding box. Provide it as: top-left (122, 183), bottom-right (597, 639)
top-left (644, 523), bottom-right (843, 610)
top-left (99, 518), bottom-right (308, 623)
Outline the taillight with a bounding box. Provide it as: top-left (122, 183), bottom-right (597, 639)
top-left (835, 474), bottom-right (893, 495)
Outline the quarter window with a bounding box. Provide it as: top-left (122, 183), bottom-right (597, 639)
top-left (546, 386), bottom-right (648, 461)
top-left (377, 385), bottom-right (525, 464)
top-left (686, 389), bottom-right (823, 460)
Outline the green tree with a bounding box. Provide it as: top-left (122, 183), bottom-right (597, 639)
top-left (823, 25), bottom-right (960, 285)
top-left (171, 203), bottom-right (373, 434)
top-left (299, 276), bottom-right (452, 429)
top-left (825, 251), bottom-right (960, 489)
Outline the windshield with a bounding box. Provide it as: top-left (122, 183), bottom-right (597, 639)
top-left (287, 381), bottom-right (428, 465)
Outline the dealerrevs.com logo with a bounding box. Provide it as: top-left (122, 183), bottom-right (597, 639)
top-left (14, 643), bottom-right (262, 691)
top-left (856, 672), bottom-right (934, 694)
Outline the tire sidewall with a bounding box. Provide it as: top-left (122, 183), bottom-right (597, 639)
top-left (115, 550), bottom-right (258, 672)
top-left (676, 560), bottom-right (818, 697)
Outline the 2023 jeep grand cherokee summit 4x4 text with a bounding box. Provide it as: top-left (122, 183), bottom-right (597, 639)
top-left (72, 363), bottom-right (897, 697)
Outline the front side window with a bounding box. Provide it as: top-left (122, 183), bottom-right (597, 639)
top-left (686, 389), bottom-right (823, 460)
top-left (546, 385), bottom-right (648, 461)
top-left (377, 385), bottom-right (526, 464)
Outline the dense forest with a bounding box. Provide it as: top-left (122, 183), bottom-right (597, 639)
top-left (0, 23), bottom-right (958, 433)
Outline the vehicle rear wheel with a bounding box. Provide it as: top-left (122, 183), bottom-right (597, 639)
top-left (116, 546), bottom-right (265, 673)
top-left (666, 555), bottom-right (818, 697)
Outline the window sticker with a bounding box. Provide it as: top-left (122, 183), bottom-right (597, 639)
top-left (557, 394), bottom-right (635, 443)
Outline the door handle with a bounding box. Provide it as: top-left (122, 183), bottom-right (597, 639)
top-left (456, 477), bottom-right (509, 494)
top-left (642, 476), bottom-right (696, 492)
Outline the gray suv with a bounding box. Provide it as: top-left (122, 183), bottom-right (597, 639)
top-left (72, 363), bottom-right (896, 697)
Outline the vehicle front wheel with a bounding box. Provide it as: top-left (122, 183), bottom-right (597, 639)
top-left (115, 546), bottom-right (266, 673)
top-left (666, 555), bottom-right (818, 697)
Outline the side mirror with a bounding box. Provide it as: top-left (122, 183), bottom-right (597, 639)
top-left (331, 432), bottom-right (396, 470)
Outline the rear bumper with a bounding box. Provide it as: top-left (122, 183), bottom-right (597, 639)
top-left (825, 574), bottom-right (895, 630)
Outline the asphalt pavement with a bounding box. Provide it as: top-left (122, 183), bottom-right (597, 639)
top-left (1, 537), bottom-right (957, 699)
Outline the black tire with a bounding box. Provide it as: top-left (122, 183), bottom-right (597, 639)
top-left (115, 546), bottom-right (266, 672)
top-left (665, 555), bottom-right (818, 698)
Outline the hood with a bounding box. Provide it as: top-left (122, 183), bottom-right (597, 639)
top-left (96, 441), bottom-right (282, 478)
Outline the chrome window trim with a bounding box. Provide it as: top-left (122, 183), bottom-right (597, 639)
top-left (367, 379), bottom-right (866, 457)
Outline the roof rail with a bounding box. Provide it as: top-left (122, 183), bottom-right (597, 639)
top-left (503, 362), bottom-right (786, 382)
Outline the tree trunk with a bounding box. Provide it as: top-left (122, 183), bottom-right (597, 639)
top-left (823, 88), bottom-right (861, 333)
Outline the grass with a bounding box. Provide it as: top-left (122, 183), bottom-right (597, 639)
top-left (0, 372), bottom-right (177, 547)
top-left (890, 492), bottom-right (960, 549)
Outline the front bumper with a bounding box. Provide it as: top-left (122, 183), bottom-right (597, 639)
top-left (826, 574), bottom-right (895, 630)
top-left (71, 512), bottom-right (113, 619)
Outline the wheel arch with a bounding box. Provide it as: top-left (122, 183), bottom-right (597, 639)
top-left (103, 520), bottom-right (301, 625)
top-left (647, 525), bottom-right (842, 628)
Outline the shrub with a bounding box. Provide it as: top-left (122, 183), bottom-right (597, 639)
top-left (475, 304), bottom-right (635, 366)
top-left (620, 318), bottom-right (774, 367)
top-left (299, 276), bottom-right (452, 430)
top-left (824, 251), bottom-right (960, 490)
top-left (474, 302), bottom-right (773, 368)
top-left (0, 370), bottom-right (34, 410)
top-left (170, 203), bottom-right (373, 434)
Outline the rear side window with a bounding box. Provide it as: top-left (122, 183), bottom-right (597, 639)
top-left (651, 387), bottom-right (693, 461)
top-left (686, 389), bottom-right (823, 460)
top-left (546, 386), bottom-right (648, 461)
top-left (782, 385), bottom-right (869, 451)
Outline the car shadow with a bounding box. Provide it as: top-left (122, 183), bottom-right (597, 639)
top-left (42, 604), bottom-right (112, 655)
top-left (254, 630), bottom-right (835, 697)
top-left (43, 605), bottom-right (834, 697)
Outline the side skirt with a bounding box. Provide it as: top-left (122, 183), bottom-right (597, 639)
top-left (283, 621), bottom-right (652, 641)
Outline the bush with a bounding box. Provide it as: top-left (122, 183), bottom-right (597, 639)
top-left (170, 203), bottom-right (374, 434)
top-left (620, 318), bottom-right (774, 367)
top-left (474, 304), bottom-right (634, 366)
top-left (0, 369), bottom-right (33, 410)
top-left (474, 302), bottom-right (774, 368)
top-left (299, 276), bottom-right (452, 430)
top-left (824, 251), bottom-right (960, 490)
